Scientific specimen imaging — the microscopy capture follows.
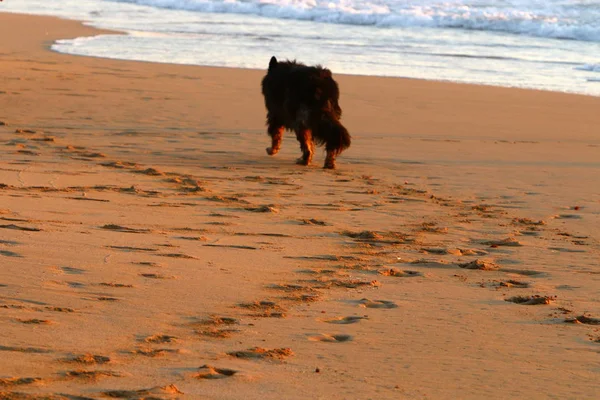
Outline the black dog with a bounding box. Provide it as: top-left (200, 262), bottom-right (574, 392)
top-left (261, 56), bottom-right (351, 169)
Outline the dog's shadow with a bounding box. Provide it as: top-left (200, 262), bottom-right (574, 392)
top-left (200, 150), bottom-right (332, 171)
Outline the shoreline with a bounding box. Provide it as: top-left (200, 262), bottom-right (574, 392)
top-left (1, 11), bottom-right (599, 400)
top-left (3, 10), bottom-right (600, 99)
top-left (3, 13), bottom-right (600, 142)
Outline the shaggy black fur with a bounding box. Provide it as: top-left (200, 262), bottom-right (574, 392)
top-left (261, 56), bottom-right (351, 169)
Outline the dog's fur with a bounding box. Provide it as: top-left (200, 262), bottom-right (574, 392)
top-left (261, 56), bottom-right (351, 169)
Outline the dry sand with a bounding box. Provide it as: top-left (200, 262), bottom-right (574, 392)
top-left (1, 12), bottom-right (599, 400)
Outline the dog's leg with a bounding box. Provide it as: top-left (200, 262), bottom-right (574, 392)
top-left (324, 150), bottom-right (336, 169)
top-left (319, 116), bottom-right (350, 169)
top-left (266, 124), bottom-right (284, 156)
top-left (295, 129), bottom-right (314, 166)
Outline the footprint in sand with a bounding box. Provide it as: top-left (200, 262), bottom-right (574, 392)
top-left (282, 293), bottom-right (321, 303)
top-left (62, 354), bottom-right (111, 365)
top-left (68, 195), bottom-right (111, 203)
top-left (196, 327), bottom-right (239, 339)
top-left (96, 297), bottom-right (119, 302)
top-left (497, 280), bottom-right (530, 288)
top-left (134, 167), bottom-right (164, 176)
top-left (14, 129), bottom-right (38, 134)
top-left (157, 243), bottom-right (179, 249)
top-left (50, 266), bottom-right (86, 275)
top-left (203, 244), bottom-right (256, 250)
top-left (227, 347), bottom-right (293, 360)
top-left (300, 218), bottom-right (328, 226)
top-left (245, 204), bottom-right (279, 213)
top-left (193, 316), bottom-right (238, 326)
top-left (556, 231), bottom-right (589, 240)
top-left (519, 229), bottom-right (541, 236)
top-left (555, 285), bottom-right (580, 290)
top-left (0, 249), bottom-right (22, 258)
top-left (17, 149), bottom-right (41, 156)
top-left (207, 195), bottom-right (247, 204)
top-left (481, 237), bottom-right (523, 247)
top-left (205, 221), bottom-right (236, 227)
top-left (286, 254), bottom-right (362, 262)
top-left (334, 278), bottom-right (380, 289)
top-left (0, 377), bottom-right (43, 387)
top-left (143, 334), bottom-right (178, 344)
top-left (419, 222), bottom-right (448, 234)
top-left (420, 247), bottom-right (462, 256)
top-left (309, 334), bottom-right (353, 343)
top-left (554, 214), bottom-right (582, 220)
top-left (298, 268), bottom-right (348, 277)
top-left (102, 384), bottom-right (183, 398)
top-left (587, 335), bottom-right (600, 343)
top-left (195, 365), bottom-right (238, 379)
top-left (342, 230), bottom-right (412, 245)
top-left (323, 316), bottom-right (368, 324)
top-left (512, 218), bottom-right (546, 226)
top-left (132, 261), bottom-right (162, 267)
top-left (131, 348), bottom-right (181, 357)
top-left (139, 273), bottom-right (176, 280)
top-left (548, 247), bottom-right (586, 253)
top-left (101, 224), bottom-right (151, 234)
top-left (378, 268), bottom-right (422, 277)
top-left (0, 345), bottom-right (52, 354)
top-left (358, 298), bottom-right (398, 309)
top-left (156, 252), bottom-right (197, 259)
top-left (43, 279), bottom-right (80, 291)
top-left (458, 259), bottom-right (499, 271)
top-left (108, 245), bottom-right (157, 252)
top-left (461, 249), bottom-right (489, 256)
top-left (409, 259), bottom-right (452, 268)
top-left (51, 281), bottom-right (85, 288)
top-left (565, 315), bottom-right (600, 325)
top-left (64, 370), bottom-right (122, 380)
top-left (238, 300), bottom-right (287, 318)
top-left (17, 318), bottom-right (53, 325)
top-left (78, 152), bottom-right (107, 159)
top-left (176, 235), bottom-right (208, 242)
top-left (501, 268), bottom-right (546, 277)
top-left (45, 306), bottom-right (75, 313)
top-left (268, 283), bottom-right (312, 292)
top-left (505, 295), bottom-right (555, 305)
top-left (99, 160), bottom-right (138, 169)
top-left (99, 282), bottom-right (134, 288)
top-left (0, 223), bottom-right (41, 232)
top-left (192, 316), bottom-right (240, 339)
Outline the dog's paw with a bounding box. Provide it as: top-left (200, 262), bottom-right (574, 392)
top-left (323, 161), bottom-right (336, 169)
top-left (296, 156), bottom-right (311, 166)
top-left (266, 147), bottom-right (279, 156)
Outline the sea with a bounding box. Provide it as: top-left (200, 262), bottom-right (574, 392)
top-left (2, 0), bottom-right (600, 96)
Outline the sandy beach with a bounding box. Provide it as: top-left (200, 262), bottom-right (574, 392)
top-left (1, 12), bottom-right (600, 399)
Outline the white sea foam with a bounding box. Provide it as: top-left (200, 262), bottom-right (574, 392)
top-left (576, 64), bottom-right (600, 72)
top-left (108, 0), bottom-right (600, 42)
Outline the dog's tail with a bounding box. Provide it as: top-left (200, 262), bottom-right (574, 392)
top-left (318, 114), bottom-right (351, 156)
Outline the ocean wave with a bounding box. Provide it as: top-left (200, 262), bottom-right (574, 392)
top-left (108, 0), bottom-right (600, 42)
top-left (576, 64), bottom-right (600, 72)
